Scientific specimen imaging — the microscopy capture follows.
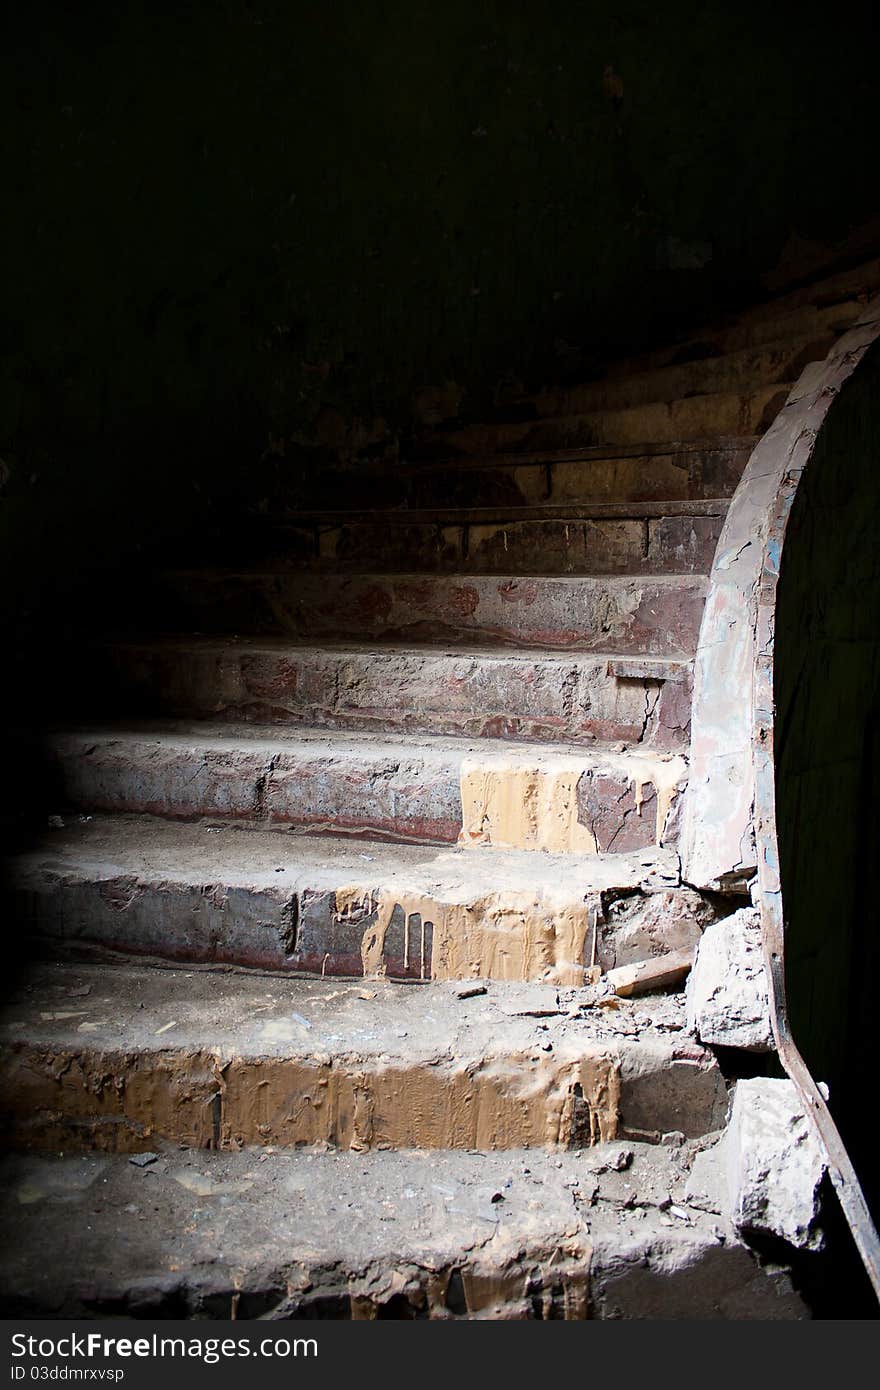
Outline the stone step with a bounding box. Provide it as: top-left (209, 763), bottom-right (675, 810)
top-left (731, 257), bottom-right (880, 326)
top-left (576, 289), bottom-right (873, 384)
top-left (528, 334), bottom-right (834, 418)
top-left (93, 638), bottom-right (693, 750)
top-left (10, 815), bottom-right (706, 982)
top-left (0, 1142), bottom-right (806, 1319)
top-left (47, 725), bottom-right (688, 852)
top-left (0, 961), bottom-right (728, 1153)
top-left (140, 571), bottom-right (708, 653)
top-left (281, 439), bottom-right (756, 510)
top-left (426, 383), bottom-right (792, 460)
top-left (251, 507), bottom-right (725, 577)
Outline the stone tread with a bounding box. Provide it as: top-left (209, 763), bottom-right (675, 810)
top-left (144, 570), bottom-right (708, 653)
top-left (11, 810), bottom-right (683, 888)
top-left (0, 960), bottom-right (728, 1152)
top-left (46, 722), bottom-right (687, 850)
top-left (0, 1143), bottom-right (807, 1319)
top-left (245, 510), bottom-right (725, 577)
top-left (423, 382), bottom-right (793, 458)
top-left (10, 814), bottom-right (685, 979)
top-left (527, 335), bottom-right (833, 416)
top-left (86, 637), bottom-right (694, 750)
top-left (266, 498), bottom-right (731, 522)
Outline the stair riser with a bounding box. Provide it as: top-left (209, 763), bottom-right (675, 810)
top-left (431, 385), bottom-right (790, 458)
top-left (96, 644), bottom-right (693, 750)
top-left (268, 514), bottom-right (723, 577)
top-left (531, 336), bottom-right (834, 416)
top-left (144, 573), bottom-right (708, 654)
top-left (0, 1041), bottom-right (724, 1151)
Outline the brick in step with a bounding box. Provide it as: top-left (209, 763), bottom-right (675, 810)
top-left (0, 962), bottom-right (728, 1153)
top-left (0, 1142), bottom-right (806, 1318)
top-left (142, 571), bottom-right (708, 653)
top-left (94, 638), bottom-right (693, 750)
top-left (47, 725), bottom-right (687, 851)
top-left (11, 816), bottom-right (699, 982)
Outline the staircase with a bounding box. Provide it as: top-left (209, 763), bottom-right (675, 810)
top-left (3, 257), bottom-right (879, 1319)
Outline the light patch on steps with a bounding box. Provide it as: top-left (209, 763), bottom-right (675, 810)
top-left (333, 883), bottom-right (592, 986)
top-left (456, 750), bottom-right (686, 852)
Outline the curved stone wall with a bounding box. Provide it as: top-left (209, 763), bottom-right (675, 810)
top-left (681, 293), bottom-right (880, 892)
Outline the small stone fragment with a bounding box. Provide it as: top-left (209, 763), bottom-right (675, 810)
top-left (452, 983), bottom-right (488, 1000)
top-left (129, 1153), bottom-right (158, 1168)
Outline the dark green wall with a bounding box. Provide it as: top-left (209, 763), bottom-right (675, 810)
top-left (2, 1), bottom-right (879, 649)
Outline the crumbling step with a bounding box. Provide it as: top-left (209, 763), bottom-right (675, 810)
top-left (560, 291), bottom-right (874, 385)
top-left (0, 1143), bottom-right (807, 1319)
top-left (285, 439), bottom-right (756, 510)
top-left (92, 638), bottom-right (693, 750)
top-left (10, 815), bottom-right (699, 981)
top-left (425, 384), bottom-right (791, 459)
top-left (140, 571), bottom-right (708, 653)
top-left (529, 334), bottom-right (835, 418)
top-left (46, 725), bottom-right (688, 851)
top-left (255, 507), bottom-right (725, 577)
top-left (0, 962), bottom-right (729, 1152)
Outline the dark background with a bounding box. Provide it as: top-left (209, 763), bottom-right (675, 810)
top-left (2, 1), bottom-right (880, 1312)
top-left (2, 0), bottom-right (880, 664)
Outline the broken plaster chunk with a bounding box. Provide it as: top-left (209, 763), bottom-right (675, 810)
top-left (725, 1078), bottom-right (826, 1250)
top-left (605, 949), bottom-right (694, 998)
top-left (686, 907), bottom-right (773, 1051)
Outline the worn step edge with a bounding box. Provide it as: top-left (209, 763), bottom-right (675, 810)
top-left (11, 815), bottom-right (686, 983)
top-left (0, 962), bottom-right (728, 1152)
top-left (0, 1143), bottom-right (806, 1319)
top-left (47, 726), bottom-right (688, 853)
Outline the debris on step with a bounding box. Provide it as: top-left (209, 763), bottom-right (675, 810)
top-left (725, 1078), bottom-right (827, 1250)
top-left (452, 982), bottom-right (488, 1000)
top-left (686, 907), bottom-right (773, 1051)
top-left (0, 1145), bottom-right (808, 1319)
top-left (605, 949), bottom-right (695, 998)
